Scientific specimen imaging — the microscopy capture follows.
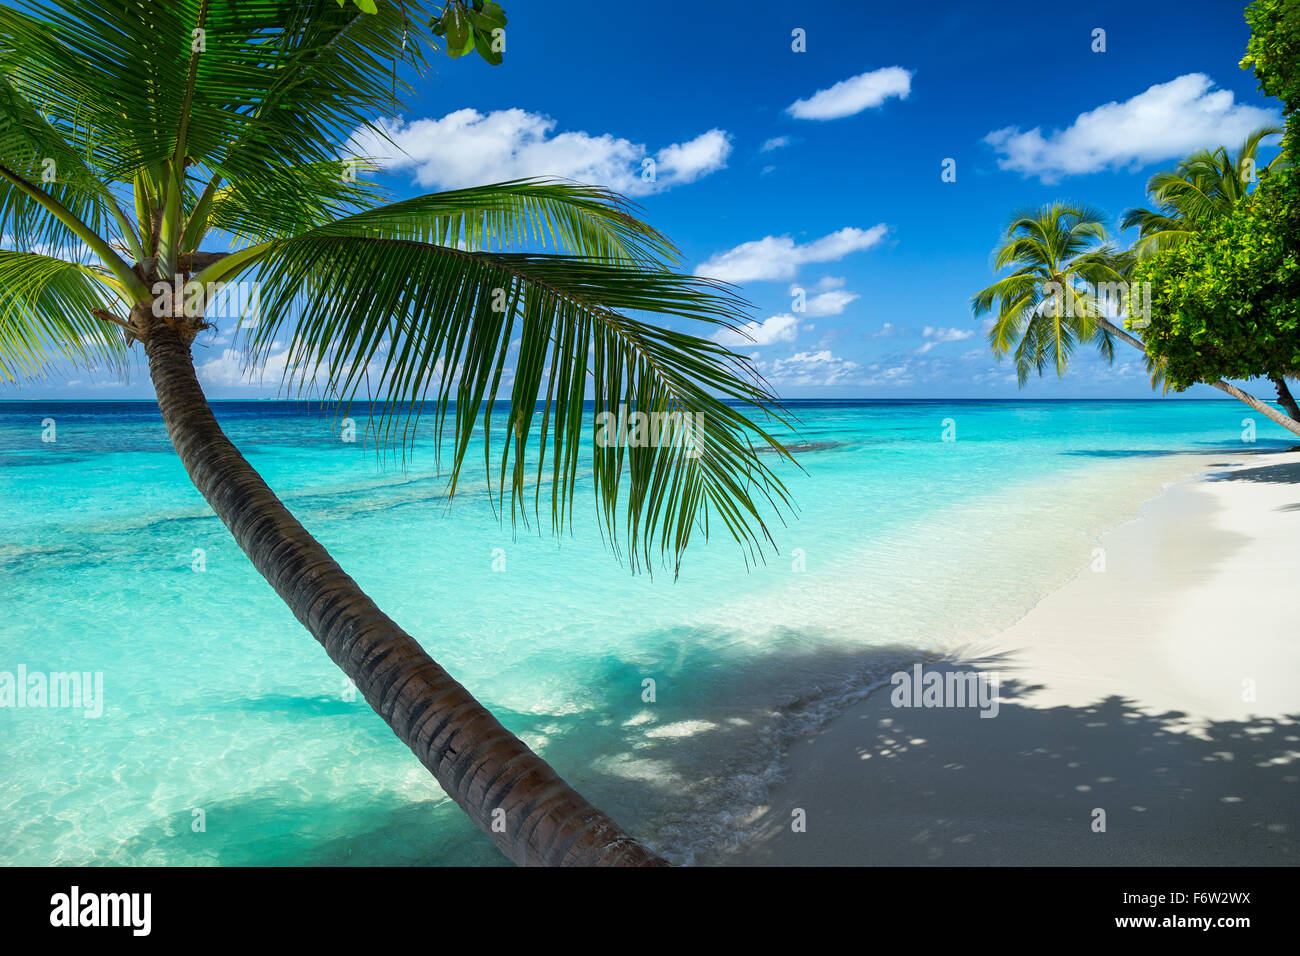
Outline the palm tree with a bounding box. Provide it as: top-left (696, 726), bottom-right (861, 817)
top-left (0, 0), bottom-right (794, 865)
top-left (1121, 126), bottom-right (1299, 419)
top-left (972, 203), bottom-right (1300, 436)
top-left (971, 204), bottom-right (1126, 384)
top-left (1121, 125), bottom-right (1285, 259)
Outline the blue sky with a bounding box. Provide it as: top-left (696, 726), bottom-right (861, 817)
top-left (13, 0), bottom-right (1287, 401)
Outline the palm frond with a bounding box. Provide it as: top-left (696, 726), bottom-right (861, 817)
top-left (204, 159), bottom-right (385, 244)
top-left (0, 249), bottom-right (125, 380)
top-left (231, 229), bottom-right (793, 573)
top-left (0, 1), bottom-right (437, 191)
top-left (317, 179), bottom-right (681, 265)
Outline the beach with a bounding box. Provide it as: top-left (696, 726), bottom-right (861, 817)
top-left (4, 401), bottom-right (1297, 866)
top-left (728, 450), bottom-right (1300, 866)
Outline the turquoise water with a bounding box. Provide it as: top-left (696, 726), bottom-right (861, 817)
top-left (1, 399), bottom-right (1294, 865)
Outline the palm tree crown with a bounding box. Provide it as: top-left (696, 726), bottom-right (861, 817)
top-left (0, 0), bottom-right (792, 572)
top-left (1121, 125), bottom-right (1285, 259)
top-left (971, 203), bottom-right (1129, 385)
top-left (0, 0), bottom-right (798, 865)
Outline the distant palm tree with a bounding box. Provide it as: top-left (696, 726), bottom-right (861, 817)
top-left (1121, 126), bottom-right (1285, 259)
top-left (1121, 126), bottom-right (1299, 419)
top-left (971, 204), bottom-right (1127, 383)
top-left (0, 0), bottom-right (793, 865)
top-left (972, 203), bottom-right (1300, 435)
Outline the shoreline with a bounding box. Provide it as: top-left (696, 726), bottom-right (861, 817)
top-left (725, 449), bottom-right (1300, 866)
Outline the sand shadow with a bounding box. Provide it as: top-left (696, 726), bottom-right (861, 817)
top-left (1209, 460), bottom-right (1300, 486)
top-left (88, 640), bottom-right (1300, 867)
top-left (733, 666), bottom-right (1299, 866)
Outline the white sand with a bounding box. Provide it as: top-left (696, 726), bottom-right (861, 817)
top-left (727, 451), bottom-right (1300, 865)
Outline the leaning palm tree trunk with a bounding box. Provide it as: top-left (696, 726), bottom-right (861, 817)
top-left (144, 321), bottom-right (666, 867)
top-left (1209, 378), bottom-right (1300, 436)
top-left (1270, 377), bottom-right (1300, 423)
top-left (1097, 316), bottom-right (1300, 437)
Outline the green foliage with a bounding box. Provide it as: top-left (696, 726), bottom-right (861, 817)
top-left (0, 0), bottom-right (791, 574)
top-left (971, 204), bottom-right (1128, 385)
top-left (0, 250), bottom-right (126, 379)
top-left (1133, 0), bottom-right (1300, 393)
top-left (1243, 0), bottom-right (1300, 152)
top-left (1129, 164), bottom-right (1300, 390)
top-left (1121, 126), bottom-right (1284, 260)
top-left (431, 1), bottom-right (507, 64)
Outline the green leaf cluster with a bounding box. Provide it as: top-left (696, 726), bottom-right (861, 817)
top-left (431, 1), bottom-right (507, 64)
top-left (1243, 0), bottom-right (1300, 153)
top-left (1129, 164), bottom-right (1300, 390)
top-left (0, 0), bottom-right (791, 575)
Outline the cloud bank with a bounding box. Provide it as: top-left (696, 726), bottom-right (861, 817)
top-left (352, 109), bottom-right (731, 196)
top-left (985, 74), bottom-right (1281, 182)
top-left (695, 225), bottom-right (888, 283)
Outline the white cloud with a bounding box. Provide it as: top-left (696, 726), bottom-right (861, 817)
top-left (196, 346), bottom-right (292, 388)
top-left (760, 136), bottom-right (791, 152)
top-left (789, 281), bottom-right (859, 317)
top-left (195, 341), bottom-right (390, 391)
top-left (924, 326), bottom-right (974, 342)
top-left (756, 349), bottom-right (862, 386)
top-left (2, 235), bottom-right (93, 262)
top-left (655, 129), bottom-right (732, 187)
top-left (806, 290), bottom-right (859, 316)
top-left (711, 313), bottom-right (801, 347)
top-left (695, 224), bottom-right (887, 283)
top-left (985, 74), bottom-right (1282, 182)
top-left (872, 364), bottom-right (913, 384)
top-left (750, 347), bottom-right (988, 389)
top-left (351, 109), bottom-right (730, 196)
top-left (915, 326), bottom-right (974, 354)
top-left (786, 67), bottom-right (913, 120)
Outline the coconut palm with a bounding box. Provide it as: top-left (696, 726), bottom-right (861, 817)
top-left (1121, 125), bottom-right (1285, 259)
top-left (972, 203), bottom-right (1300, 436)
top-left (0, 0), bottom-right (795, 865)
top-left (1121, 127), bottom-right (1299, 419)
top-left (971, 204), bottom-right (1128, 384)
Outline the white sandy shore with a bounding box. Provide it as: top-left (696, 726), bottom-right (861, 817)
top-left (728, 450), bottom-right (1300, 866)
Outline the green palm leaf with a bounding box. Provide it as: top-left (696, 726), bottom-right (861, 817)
top-left (228, 224), bottom-right (793, 573)
top-left (1122, 126), bottom-right (1284, 259)
top-left (0, 249), bottom-right (126, 379)
top-left (973, 204), bottom-right (1126, 382)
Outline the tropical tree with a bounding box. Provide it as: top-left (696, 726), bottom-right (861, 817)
top-left (0, 0), bottom-right (794, 866)
top-left (1119, 128), bottom-right (1298, 416)
top-left (971, 204), bottom-right (1127, 384)
top-left (971, 203), bottom-right (1300, 436)
top-left (1125, 0), bottom-right (1300, 421)
top-left (1120, 125), bottom-right (1284, 260)
top-left (1131, 166), bottom-right (1300, 419)
top-left (1242, 0), bottom-right (1299, 157)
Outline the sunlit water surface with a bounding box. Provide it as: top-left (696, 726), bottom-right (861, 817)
top-left (1, 399), bottom-right (1289, 864)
